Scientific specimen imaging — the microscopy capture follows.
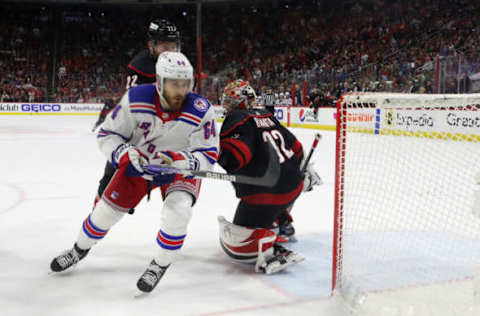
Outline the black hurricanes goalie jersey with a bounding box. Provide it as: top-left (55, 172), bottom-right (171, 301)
top-left (218, 109), bottom-right (305, 205)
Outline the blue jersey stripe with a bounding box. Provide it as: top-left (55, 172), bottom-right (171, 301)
top-left (192, 147), bottom-right (218, 153)
top-left (131, 109), bottom-right (157, 115)
top-left (158, 242), bottom-right (183, 250)
top-left (82, 222), bottom-right (104, 240)
top-left (199, 152), bottom-right (216, 164)
top-left (87, 215), bottom-right (108, 233)
top-left (156, 236), bottom-right (183, 250)
top-left (160, 230), bottom-right (186, 240)
top-left (177, 118), bottom-right (199, 127)
top-left (98, 128), bottom-right (130, 141)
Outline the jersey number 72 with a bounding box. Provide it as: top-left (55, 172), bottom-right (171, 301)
top-left (262, 130), bottom-right (294, 163)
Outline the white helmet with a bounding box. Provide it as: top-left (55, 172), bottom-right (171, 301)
top-left (155, 52), bottom-right (194, 105)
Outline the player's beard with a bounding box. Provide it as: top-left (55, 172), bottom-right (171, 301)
top-left (164, 93), bottom-right (185, 112)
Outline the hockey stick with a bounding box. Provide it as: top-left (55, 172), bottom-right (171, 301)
top-left (143, 144), bottom-right (281, 187)
top-left (300, 133), bottom-right (322, 172)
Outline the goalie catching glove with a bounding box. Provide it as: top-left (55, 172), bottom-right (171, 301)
top-left (302, 162), bottom-right (322, 192)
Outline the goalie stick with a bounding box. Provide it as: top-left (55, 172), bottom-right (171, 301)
top-left (143, 144), bottom-right (281, 187)
top-left (300, 133), bottom-right (322, 172)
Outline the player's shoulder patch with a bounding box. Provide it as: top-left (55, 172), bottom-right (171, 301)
top-left (193, 97), bottom-right (209, 112)
top-left (183, 92), bottom-right (212, 118)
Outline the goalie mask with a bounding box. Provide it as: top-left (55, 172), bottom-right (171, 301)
top-left (155, 52), bottom-right (194, 111)
top-left (221, 79), bottom-right (257, 114)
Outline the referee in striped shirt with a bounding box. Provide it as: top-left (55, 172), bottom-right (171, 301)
top-left (262, 88), bottom-right (275, 115)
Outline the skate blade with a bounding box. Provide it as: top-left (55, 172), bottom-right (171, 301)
top-left (277, 235), bottom-right (298, 243)
top-left (286, 235), bottom-right (298, 243)
top-left (134, 291), bottom-right (150, 299)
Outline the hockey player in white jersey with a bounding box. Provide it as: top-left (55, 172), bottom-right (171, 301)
top-left (50, 52), bottom-right (219, 293)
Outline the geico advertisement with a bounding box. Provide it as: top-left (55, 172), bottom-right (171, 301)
top-left (0, 103), bottom-right (103, 114)
top-left (381, 109), bottom-right (480, 134)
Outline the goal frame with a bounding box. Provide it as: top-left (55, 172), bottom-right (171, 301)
top-left (332, 92), bottom-right (480, 292)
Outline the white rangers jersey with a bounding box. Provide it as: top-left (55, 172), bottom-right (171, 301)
top-left (97, 84), bottom-right (219, 170)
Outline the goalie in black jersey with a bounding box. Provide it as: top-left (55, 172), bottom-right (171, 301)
top-left (217, 79), bottom-right (321, 274)
top-left (92, 19), bottom-right (181, 213)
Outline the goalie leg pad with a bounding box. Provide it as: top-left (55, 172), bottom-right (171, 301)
top-left (218, 216), bottom-right (303, 273)
top-left (76, 199), bottom-right (125, 250)
top-left (218, 216), bottom-right (276, 263)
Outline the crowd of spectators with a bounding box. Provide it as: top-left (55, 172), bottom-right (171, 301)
top-left (1, 0), bottom-right (479, 105)
top-left (0, 7), bottom-right (50, 102)
top-left (51, 6), bottom-right (199, 103)
top-left (201, 0), bottom-right (480, 105)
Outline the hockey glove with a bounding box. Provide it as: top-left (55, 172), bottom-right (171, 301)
top-left (302, 163), bottom-right (322, 192)
top-left (152, 151), bottom-right (200, 172)
top-left (112, 144), bottom-right (147, 177)
top-left (142, 165), bottom-right (177, 185)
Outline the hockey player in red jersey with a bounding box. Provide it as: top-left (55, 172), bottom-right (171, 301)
top-left (217, 79), bottom-right (321, 274)
top-left (92, 19), bottom-right (181, 214)
top-left (50, 52), bottom-right (219, 293)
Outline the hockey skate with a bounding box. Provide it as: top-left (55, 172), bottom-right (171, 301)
top-left (50, 243), bottom-right (90, 272)
top-left (256, 244), bottom-right (304, 274)
top-left (275, 211), bottom-right (297, 242)
top-left (278, 220), bottom-right (297, 242)
top-left (136, 260), bottom-right (170, 293)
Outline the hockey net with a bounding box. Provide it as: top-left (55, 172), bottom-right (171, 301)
top-left (332, 92), bottom-right (480, 315)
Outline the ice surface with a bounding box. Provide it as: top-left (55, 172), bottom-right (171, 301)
top-left (0, 116), bottom-right (334, 316)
